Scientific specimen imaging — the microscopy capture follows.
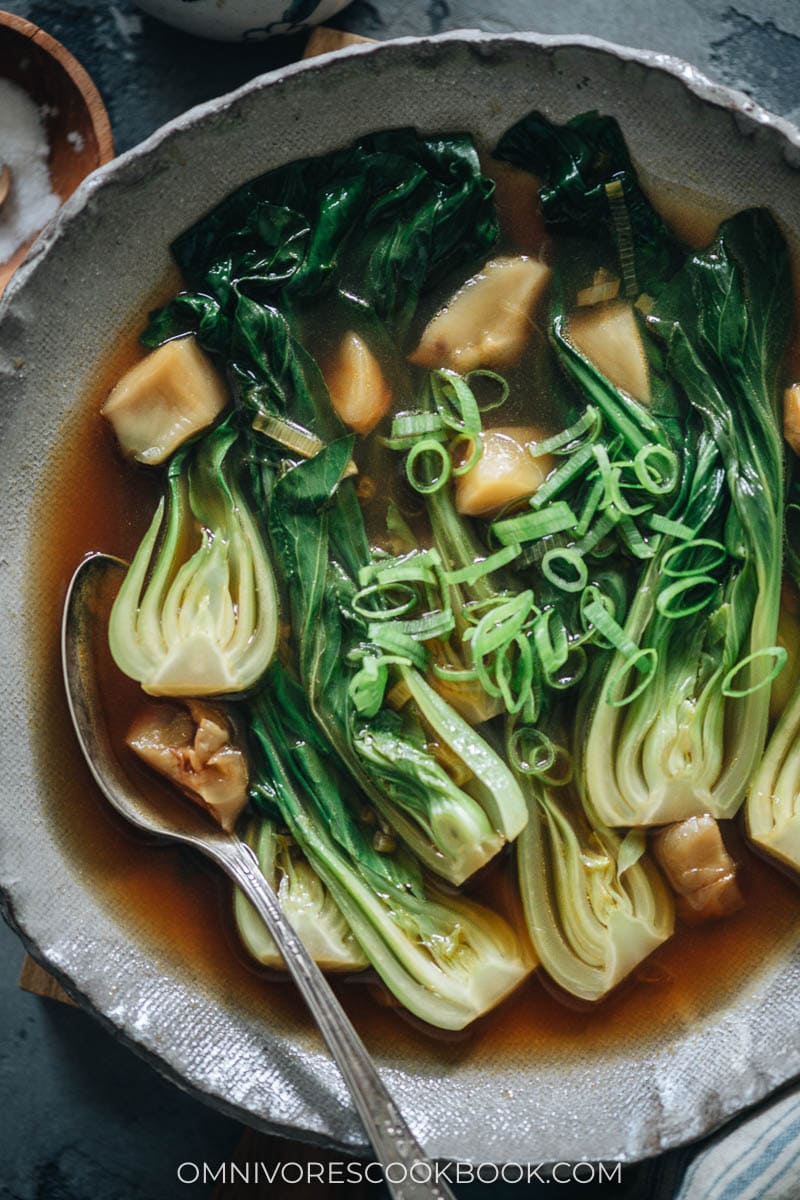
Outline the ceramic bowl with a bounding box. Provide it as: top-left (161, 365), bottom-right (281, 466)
top-left (2, 33), bottom-right (800, 1166)
top-left (134, 0), bottom-right (353, 42)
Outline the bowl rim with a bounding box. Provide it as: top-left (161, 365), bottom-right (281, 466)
top-left (6, 25), bottom-right (800, 311)
top-left (3, 28), bottom-right (800, 1163)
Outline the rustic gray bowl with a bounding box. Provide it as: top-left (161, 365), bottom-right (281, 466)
top-left (2, 31), bottom-right (800, 1166)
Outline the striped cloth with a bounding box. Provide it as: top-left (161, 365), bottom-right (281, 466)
top-left (454, 1082), bottom-right (800, 1198)
top-left (673, 1083), bottom-right (800, 1200)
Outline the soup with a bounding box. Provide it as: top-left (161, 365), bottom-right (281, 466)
top-left (34, 108), bottom-right (800, 1044)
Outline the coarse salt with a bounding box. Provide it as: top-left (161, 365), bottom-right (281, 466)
top-left (0, 78), bottom-right (61, 263)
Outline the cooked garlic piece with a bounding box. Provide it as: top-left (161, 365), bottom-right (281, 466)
top-left (653, 815), bottom-right (744, 924)
top-left (102, 335), bottom-right (228, 464)
top-left (410, 256), bottom-right (551, 372)
top-left (455, 426), bottom-right (554, 517)
top-left (568, 300), bottom-right (651, 405)
top-left (325, 331), bottom-right (392, 435)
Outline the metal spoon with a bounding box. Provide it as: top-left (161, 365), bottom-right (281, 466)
top-left (62, 553), bottom-right (455, 1200)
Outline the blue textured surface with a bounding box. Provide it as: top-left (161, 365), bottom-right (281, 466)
top-left (2, 3), bottom-right (800, 1198)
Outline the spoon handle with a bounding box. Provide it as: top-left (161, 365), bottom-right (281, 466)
top-left (215, 838), bottom-right (456, 1200)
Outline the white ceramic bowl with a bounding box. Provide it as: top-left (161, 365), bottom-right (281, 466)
top-left (134, 0), bottom-right (353, 42)
top-left (3, 33), bottom-right (800, 1165)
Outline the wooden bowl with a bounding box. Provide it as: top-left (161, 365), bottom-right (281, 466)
top-left (0, 10), bottom-right (113, 292)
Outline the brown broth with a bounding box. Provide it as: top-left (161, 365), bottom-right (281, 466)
top-left (25, 190), bottom-right (800, 1067)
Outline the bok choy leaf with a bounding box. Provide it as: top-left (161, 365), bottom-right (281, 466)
top-left (747, 467), bottom-right (800, 870)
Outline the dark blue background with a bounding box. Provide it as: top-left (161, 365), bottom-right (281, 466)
top-left (2, 3), bottom-right (800, 1197)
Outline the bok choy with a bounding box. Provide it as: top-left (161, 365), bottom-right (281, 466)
top-left (244, 664), bottom-right (532, 1030)
top-left (497, 111), bottom-right (791, 826)
top-left (516, 769), bottom-right (673, 1001)
top-left (234, 814), bottom-right (368, 972)
top-left (109, 420), bottom-right (279, 696)
top-left (747, 469), bottom-right (800, 870)
top-left (582, 210), bottom-right (790, 825)
top-left (266, 437), bottom-right (527, 885)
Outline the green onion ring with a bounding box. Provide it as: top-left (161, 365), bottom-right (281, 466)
top-left (662, 538), bottom-right (727, 578)
top-left (450, 433), bottom-right (482, 476)
top-left (656, 574), bottom-right (718, 619)
top-left (541, 547), bottom-right (589, 593)
top-left (606, 647), bottom-right (658, 707)
top-left (406, 438), bottom-right (451, 494)
top-left (721, 646), bottom-right (788, 698)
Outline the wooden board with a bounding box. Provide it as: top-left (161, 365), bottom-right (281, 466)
top-left (303, 26), bottom-right (372, 59)
top-left (19, 954), bottom-right (76, 1006)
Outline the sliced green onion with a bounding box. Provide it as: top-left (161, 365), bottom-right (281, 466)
top-left (465, 369), bottom-right (510, 413)
top-left (606, 647), bottom-right (658, 707)
top-left (406, 438), bottom-right (451, 494)
top-left (431, 368), bottom-right (481, 436)
top-left (391, 411), bottom-right (446, 440)
top-left (647, 513), bottom-right (694, 539)
top-left (381, 431), bottom-right (448, 451)
top-left (656, 574), bottom-right (718, 620)
top-left (618, 514), bottom-right (660, 559)
top-left (516, 533), bottom-right (570, 569)
top-left (548, 645), bottom-right (588, 690)
top-left (358, 548), bottom-right (442, 590)
top-left (431, 661), bottom-right (479, 682)
top-left (374, 550), bottom-right (443, 588)
top-left (721, 646), bottom-right (788, 698)
top-left (366, 623), bottom-right (429, 670)
top-left (508, 726), bottom-right (573, 785)
top-left (252, 412), bottom-right (324, 457)
top-left (633, 443), bottom-right (679, 495)
top-left (575, 478), bottom-right (604, 539)
top-left (495, 633), bottom-right (535, 714)
top-left (389, 609), bottom-right (456, 641)
top-left (471, 592), bottom-right (535, 658)
top-left (508, 725), bottom-right (556, 775)
top-left (461, 593), bottom-right (520, 626)
top-left (541, 547), bottom-right (589, 593)
top-left (530, 443), bottom-right (595, 509)
top-left (527, 406), bottom-right (600, 457)
top-left (352, 582), bottom-right (419, 620)
top-left (662, 538), bottom-right (727, 579)
top-left (443, 543), bottom-right (521, 586)
top-left (583, 598), bottom-right (639, 659)
top-left (491, 501), bottom-right (578, 547)
top-left (450, 433), bottom-right (482, 477)
top-left (575, 508), bottom-right (622, 556)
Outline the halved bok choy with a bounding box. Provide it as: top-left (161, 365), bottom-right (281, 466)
top-left (747, 473), bottom-right (800, 871)
top-left (581, 210), bottom-right (790, 825)
top-left (109, 420), bottom-right (279, 697)
top-left (234, 814), bottom-right (368, 972)
top-left (496, 111), bottom-right (792, 827)
top-left (266, 436), bottom-right (527, 886)
top-left (244, 666), bottom-right (533, 1030)
top-left (515, 756), bottom-right (673, 1002)
top-left (747, 679), bottom-right (800, 872)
